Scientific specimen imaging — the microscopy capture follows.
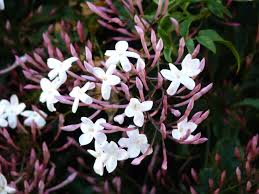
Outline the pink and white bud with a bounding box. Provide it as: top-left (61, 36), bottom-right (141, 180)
top-left (236, 167), bottom-right (242, 183)
top-left (77, 21), bottom-right (85, 43)
top-left (191, 168), bottom-right (199, 183)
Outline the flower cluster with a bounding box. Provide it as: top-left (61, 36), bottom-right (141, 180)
top-left (0, 95), bottom-right (46, 129)
top-left (16, 1), bottom-right (213, 176)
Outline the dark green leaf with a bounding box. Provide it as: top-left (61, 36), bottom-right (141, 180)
top-left (196, 35), bottom-right (216, 53)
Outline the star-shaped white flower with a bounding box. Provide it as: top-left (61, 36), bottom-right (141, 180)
top-left (47, 57), bottom-right (78, 84)
top-left (160, 63), bottom-right (196, 95)
top-left (181, 54), bottom-right (201, 77)
top-left (69, 82), bottom-right (95, 113)
top-left (87, 141), bottom-right (107, 176)
top-left (0, 100), bottom-right (8, 127)
top-left (0, 173), bottom-right (16, 194)
top-left (39, 78), bottom-right (61, 112)
top-left (79, 117), bottom-right (107, 146)
top-left (21, 110), bottom-right (47, 128)
top-left (118, 126), bottom-right (151, 158)
top-left (0, 0), bottom-right (4, 10)
top-left (105, 41), bottom-right (142, 72)
top-left (172, 118), bottom-right (197, 141)
top-left (92, 65), bottom-right (121, 100)
top-left (2, 95), bottom-right (26, 129)
top-left (102, 141), bottom-right (128, 173)
top-left (125, 98), bottom-right (153, 127)
top-left (113, 113), bottom-right (125, 125)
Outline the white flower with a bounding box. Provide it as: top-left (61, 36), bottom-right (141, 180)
top-left (21, 110), bottom-right (47, 128)
top-left (87, 141), bottom-right (107, 176)
top-left (47, 57), bottom-right (78, 84)
top-left (125, 98), bottom-right (153, 127)
top-left (0, 0), bottom-right (4, 10)
top-left (102, 141), bottom-right (128, 173)
top-left (69, 82), bottom-right (95, 113)
top-left (160, 63), bottom-right (196, 96)
top-left (39, 78), bottom-right (61, 112)
top-left (2, 95), bottom-right (26, 129)
top-left (0, 173), bottom-right (16, 194)
top-left (172, 118), bottom-right (197, 141)
top-left (181, 54), bottom-right (201, 77)
top-left (79, 117), bottom-right (107, 146)
top-left (92, 65), bottom-right (121, 100)
top-left (105, 41), bottom-right (142, 72)
top-left (0, 100), bottom-right (8, 127)
top-left (113, 113), bottom-right (125, 124)
top-left (118, 126), bottom-right (151, 158)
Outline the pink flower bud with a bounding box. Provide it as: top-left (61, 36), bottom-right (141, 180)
top-left (190, 186), bottom-right (197, 194)
top-left (170, 17), bottom-right (179, 35)
top-left (215, 153), bottom-right (221, 165)
top-left (213, 188), bottom-right (220, 194)
top-left (234, 147), bottom-right (241, 160)
top-left (42, 142), bottom-right (50, 165)
top-left (192, 44), bottom-right (200, 58)
top-left (209, 178), bottom-right (214, 190)
top-left (77, 21), bottom-right (85, 43)
top-left (191, 168), bottom-right (199, 184)
top-left (236, 167), bottom-right (241, 183)
top-left (156, 38), bottom-right (164, 52)
top-left (219, 170), bottom-right (226, 187)
top-left (246, 181), bottom-right (252, 192)
top-left (151, 29), bottom-right (157, 50)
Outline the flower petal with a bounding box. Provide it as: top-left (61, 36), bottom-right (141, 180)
top-left (47, 58), bottom-right (62, 69)
top-left (125, 105), bottom-right (134, 117)
top-left (101, 83), bottom-right (111, 100)
top-left (120, 56), bottom-right (131, 72)
top-left (105, 55), bottom-right (120, 67)
top-left (10, 95), bottom-right (18, 105)
top-left (128, 146), bottom-right (141, 158)
top-left (105, 50), bottom-right (117, 57)
top-left (180, 75), bottom-right (195, 90)
top-left (92, 67), bottom-right (106, 79)
top-left (72, 97), bottom-right (80, 113)
top-left (106, 75), bottom-right (121, 86)
top-left (140, 101), bottom-right (153, 112)
top-left (125, 51), bottom-right (140, 59)
top-left (79, 133), bottom-right (94, 145)
top-left (166, 81), bottom-right (180, 95)
top-left (115, 41), bottom-right (128, 52)
top-left (160, 69), bottom-right (174, 81)
top-left (93, 157), bottom-right (104, 176)
top-left (117, 149), bottom-right (129, 160)
top-left (63, 57), bottom-right (78, 70)
top-left (94, 132), bottom-right (107, 144)
top-left (105, 156), bottom-right (117, 173)
top-left (172, 129), bottom-right (182, 140)
top-left (118, 137), bottom-right (129, 147)
top-left (133, 111), bottom-right (144, 127)
top-left (8, 114), bottom-right (17, 129)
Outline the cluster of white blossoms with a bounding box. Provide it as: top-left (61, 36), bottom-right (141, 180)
top-left (37, 40), bottom-right (205, 175)
top-left (0, 173), bottom-right (16, 194)
top-left (0, 95), bottom-right (46, 129)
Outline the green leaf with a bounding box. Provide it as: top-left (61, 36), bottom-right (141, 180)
top-left (198, 29), bottom-right (224, 41)
top-left (185, 39), bottom-right (195, 53)
top-left (196, 35), bottom-right (216, 53)
top-left (236, 98), bottom-right (259, 109)
top-left (163, 46), bottom-right (173, 62)
top-left (180, 18), bottom-right (192, 37)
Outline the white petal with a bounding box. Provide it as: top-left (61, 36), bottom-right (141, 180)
top-left (8, 114), bottom-right (17, 129)
top-left (79, 94), bottom-right (92, 105)
top-left (0, 0), bottom-right (5, 10)
top-left (24, 118), bottom-right (33, 126)
top-left (92, 67), bottom-right (106, 79)
top-left (125, 51), bottom-right (140, 59)
top-left (105, 55), bottom-right (120, 67)
top-left (106, 64), bottom-right (117, 75)
top-left (82, 82), bottom-right (95, 92)
top-left (172, 129), bottom-right (182, 140)
top-left (0, 173), bottom-right (7, 187)
top-left (35, 117), bottom-right (46, 128)
top-left (113, 114), bottom-right (124, 124)
top-left (58, 71), bottom-right (68, 83)
top-left (160, 69), bottom-right (175, 81)
top-left (101, 83), bottom-right (111, 100)
top-left (48, 69), bottom-right (58, 80)
top-left (133, 111), bottom-right (144, 127)
top-left (40, 78), bottom-right (51, 91)
top-left (63, 57), bottom-right (78, 70)
top-left (93, 157), bottom-right (104, 176)
top-left (115, 41), bottom-right (128, 52)
top-left (106, 75), bottom-right (121, 86)
top-left (94, 132), bottom-right (107, 144)
top-left (126, 128), bottom-right (139, 137)
top-left (46, 101), bottom-right (56, 112)
top-left (16, 103), bottom-right (26, 114)
top-left (117, 149), bottom-right (129, 160)
top-left (5, 185), bottom-right (16, 193)
top-left (169, 63), bottom-right (181, 74)
top-left (124, 105), bottom-right (134, 117)
top-left (10, 95), bottom-right (18, 105)
top-left (0, 118), bottom-right (8, 127)
top-left (180, 75), bottom-right (195, 90)
top-left (120, 56), bottom-right (131, 72)
top-left (140, 144), bottom-right (153, 155)
top-left (94, 118), bottom-right (106, 131)
top-left (118, 138), bottom-right (129, 147)
top-left (140, 101), bottom-right (153, 112)
top-left (105, 50), bottom-right (117, 57)
top-left (105, 156), bottom-right (117, 173)
top-left (69, 87), bottom-right (79, 98)
top-left (72, 98), bottom-right (80, 113)
top-left (47, 58), bottom-right (62, 69)
top-left (166, 81), bottom-right (180, 95)
top-left (21, 110), bottom-right (33, 117)
top-left (79, 133), bottom-right (94, 145)
top-left (128, 146), bottom-right (140, 158)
